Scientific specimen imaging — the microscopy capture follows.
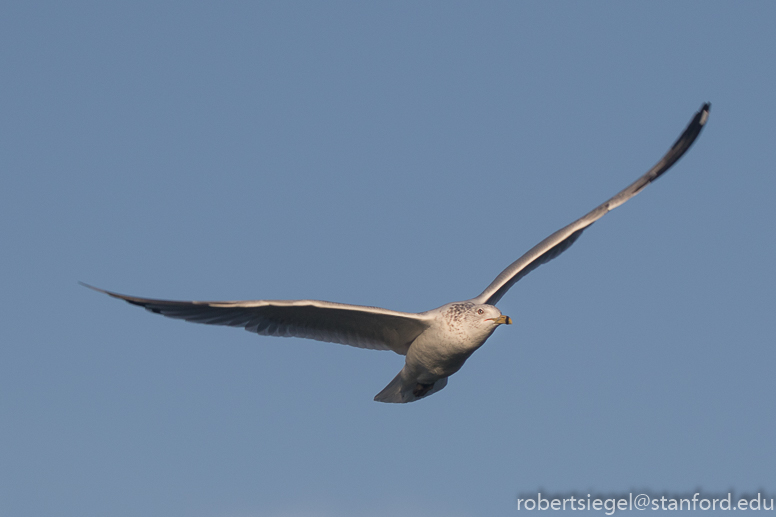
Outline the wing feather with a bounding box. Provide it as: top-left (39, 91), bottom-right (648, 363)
top-left (82, 283), bottom-right (431, 355)
top-left (472, 103), bottom-right (710, 306)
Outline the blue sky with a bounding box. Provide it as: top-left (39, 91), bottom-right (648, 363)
top-left (2, 2), bottom-right (774, 516)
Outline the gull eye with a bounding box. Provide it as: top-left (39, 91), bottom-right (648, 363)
top-left (477, 308), bottom-right (484, 315)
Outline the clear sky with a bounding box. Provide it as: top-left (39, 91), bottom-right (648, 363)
top-left (2, 2), bottom-right (774, 516)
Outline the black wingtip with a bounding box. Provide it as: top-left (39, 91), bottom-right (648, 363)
top-left (79, 281), bottom-right (149, 308)
top-left (661, 102), bottom-right (711, 171)
top-left (699, 102), bottom-right (711, 125)
top-left (79, 281), bottom-right (120, 298)
top-left (79, 281), bottom-right (106, 294)
top-left (690, 102), bottom-right (711, 129)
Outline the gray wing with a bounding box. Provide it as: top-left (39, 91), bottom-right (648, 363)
top-left (83, 283), bottom-right (432, 355)
top-left (471, 103), bottom-right (711, 306)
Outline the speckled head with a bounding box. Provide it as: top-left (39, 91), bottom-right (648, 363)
top-left (443, 302), bottom-right (511, 330)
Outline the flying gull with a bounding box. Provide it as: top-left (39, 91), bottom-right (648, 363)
top-left (84, 103), bottom-right (710, 403)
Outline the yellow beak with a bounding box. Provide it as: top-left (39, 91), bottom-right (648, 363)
top-left (488, 315), bottom-right (512, 325)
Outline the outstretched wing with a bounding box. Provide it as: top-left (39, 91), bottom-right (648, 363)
top-left (82, 283), bottom-right (431, 355)
top-left (472, 103), bottom-right (711, 306)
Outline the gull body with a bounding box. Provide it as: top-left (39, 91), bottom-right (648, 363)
top-left (84, 103), bottom-right (710, 403)
top-left (374, 302), bottom-right (510, 402)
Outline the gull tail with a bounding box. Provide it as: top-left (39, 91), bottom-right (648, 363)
top-left (373, 369), bottom-right (448, 403)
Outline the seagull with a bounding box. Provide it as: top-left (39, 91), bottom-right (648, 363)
top-left (84, 103), bottom-right (710, 403)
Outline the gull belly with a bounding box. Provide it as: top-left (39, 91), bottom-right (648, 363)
top-left (374, 302), bottom-right (505, 403)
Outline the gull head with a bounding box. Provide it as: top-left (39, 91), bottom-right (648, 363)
top-left (429, 302), bottom-right (512, 356)
top-left (478, 305), bottom-right (512, 326)
top-left (439, 302), bottom-right (512, 340)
